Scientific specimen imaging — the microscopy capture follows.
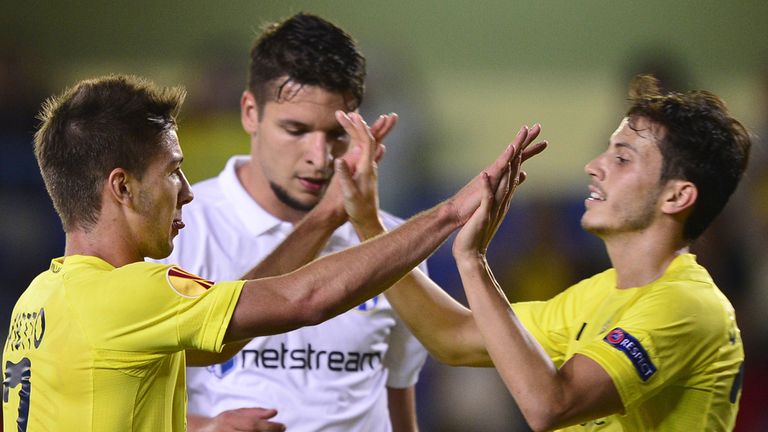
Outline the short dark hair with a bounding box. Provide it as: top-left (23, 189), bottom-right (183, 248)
top-left (247, 12), bottom-right (366, 114)
top-left (34, 75), bottom-right (186, 232)
top-left (627, 75), bottom-right (751, 241)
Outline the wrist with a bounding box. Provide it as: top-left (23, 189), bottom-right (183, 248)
top-left (352, 216), bottom-right (386, 240)
top-left (454, 250), bottom-right (487, 268)
top-left (308, 204), bottom-right (348, 229)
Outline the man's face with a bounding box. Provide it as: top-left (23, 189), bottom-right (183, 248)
top-left (581, 117), bottom-right (667, 237)
top-left (133, 130), bottom-right (194, 259)
top-left (242, 84), bottom-right (351, 220)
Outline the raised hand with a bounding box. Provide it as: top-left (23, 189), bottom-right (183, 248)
top-left (333, 111), bottom-right (389, 234)
top-left (188, 408), bottom-right (286, 432)
top-left (453, 125), bottom-right (546, 259)
top-left (446, 124), bottom-right (546, 228)
top-left (311, 112), bottom-right (396, 226)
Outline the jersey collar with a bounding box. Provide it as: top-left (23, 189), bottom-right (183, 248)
top-left (217, 156), bottom-right (289, 238)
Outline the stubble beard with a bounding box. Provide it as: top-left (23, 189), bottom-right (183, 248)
top-left (581, 189), bottom-right (659, 238)
top-left (269, 181), bottom-right (319, 213)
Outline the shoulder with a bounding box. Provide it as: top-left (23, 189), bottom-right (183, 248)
top-left (113, 261), bottom-right (175, 284)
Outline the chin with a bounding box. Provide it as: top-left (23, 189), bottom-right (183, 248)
top-left (580, 216), bottom-right (604, 236)
top-left (146, 243), bottom-right (174, 260)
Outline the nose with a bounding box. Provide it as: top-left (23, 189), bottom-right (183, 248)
top-left (584, 154), bottom-right (602, 180)
top-left (178, 169), bottom-right (194, 206)
top-left (305, 132), bottom-right (333, 169)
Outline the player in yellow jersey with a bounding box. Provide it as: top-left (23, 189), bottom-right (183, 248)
top-left (333, 75), bottom-right (749, 430)
top-left (1, 75), bottom-right (545, 431)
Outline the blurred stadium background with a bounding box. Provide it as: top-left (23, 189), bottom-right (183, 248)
top-left (2, 1), bottom-right (767, 430)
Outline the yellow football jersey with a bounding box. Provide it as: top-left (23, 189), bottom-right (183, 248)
top-left (512, 253), bottom-right (743, 431)
top-left (2, 255), bottom-right (244, 431)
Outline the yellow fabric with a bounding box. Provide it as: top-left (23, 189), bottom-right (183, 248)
top-left (512, 253), bottom-right (743, 431)
top-left (2, 255), bottom-right (244, 431)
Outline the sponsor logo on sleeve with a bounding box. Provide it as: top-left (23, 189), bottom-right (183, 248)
top-left (603, 328), bottom-right (657, 381)
top-left (207, 357), bottom-right (237, 378)
top-left (165, 266), bottom-right (214, 298)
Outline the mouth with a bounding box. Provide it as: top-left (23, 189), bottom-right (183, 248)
top-left (298, 176), bottom-right (328, 192)
top-left (586, 185), bottom-right (606, 202)
top-left (172, 218), bottom-right (185, 231)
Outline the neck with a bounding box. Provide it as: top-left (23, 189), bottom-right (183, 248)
top-left (237, 160), bottom-right (307, 223)
top-left (602, 228), bottom-right (689, 289)
top-left (65, 222), bottom-right (142, 268)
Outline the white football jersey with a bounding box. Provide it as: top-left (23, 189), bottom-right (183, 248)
top-left (158, 156), bottom-right (428, 431)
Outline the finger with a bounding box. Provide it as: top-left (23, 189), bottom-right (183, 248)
top-left (374, 143), bottom-right (386, 163)
top-left (251, 420), bottom-right (287, 432)
top-left (521, 141), bottom-right (548, 163)
top-left (519, 123), bottom-right (542, 152)
top-left (463, 172), bottom-right (493, 231)
top-left (334, 158), bottom-right (357, 200)
top-left (336, 111), bottom-right (376, 175)
top-left (493, 163), bottom-right (512, 223)
top-left (371, 113), bottom-right (398, 143)
top-left (225, 408), bottom-right (286, 431)
top-left (369, 114), bottom-right (387, 139)
top-left (348, 112), bottom-right (376, 172)
top-left (485, 127), bottom-right (526, 188)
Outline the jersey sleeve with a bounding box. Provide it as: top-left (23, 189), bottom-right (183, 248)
top-left (383, 260), bottom-right (430, 389)
top-left (575, 282), bottom-right (712, 410)
top-left (72, 261), bottom-right (244, 354)
top-left (383, 309), bottom-right (428, 389)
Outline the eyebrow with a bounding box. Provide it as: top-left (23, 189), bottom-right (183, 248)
top-left (277, 119), bottom-right (309, 128)
top-left (277, 119), bottom-right (346, 134)
top-left (167, 155), bottom-right (184, 167)
top-left (613, 142), bottom-right (639, 153)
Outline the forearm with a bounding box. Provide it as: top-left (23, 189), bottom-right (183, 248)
top-left (186, 414), bottom-right (209, 431)
top-left (457, 256), bottom-right (569, 430)
top-left (388, 386), bottom-right (419, 432)
top-left (226, 203), bottom-right (458, 341)
top-left (241, 208), bottom-right (344, 279)
top-left (387, 270), bottom-right (491, 366)
top-left (354, 218), bottom-right (491, 366)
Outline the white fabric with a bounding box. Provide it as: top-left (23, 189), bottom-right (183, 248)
top-left (159, 156), bottom-right (428, 431)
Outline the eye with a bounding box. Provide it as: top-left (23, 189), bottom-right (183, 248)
top-left (284, 126), bottom-right (307, 137)
top-left (615, 155), bottom-right (629, 165)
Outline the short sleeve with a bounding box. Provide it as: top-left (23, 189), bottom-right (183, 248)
top-left (383, 260), bottom-right (429, 389)
top-left (72, 262), bottom-right (244, 354)
top-left (383, 310), bottom-right (428, 388)
top-left (576, 285), bottom-right (707, 410)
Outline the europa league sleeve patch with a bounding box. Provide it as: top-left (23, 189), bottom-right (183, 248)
top-left (166, 266), bottom-right (215, 298)
top-left (604, 328), bottom-right (657, 381)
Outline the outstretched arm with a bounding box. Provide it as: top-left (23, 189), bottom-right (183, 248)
top-left (223, 112), bottom-right (524, 342)
top-left (345, 124), bottom-right (547, 366)
top-left (453, 162), bottom-right (622, 431)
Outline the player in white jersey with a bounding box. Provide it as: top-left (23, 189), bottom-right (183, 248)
top-left (162, 156), bottom-right (428, 431)
top-left (157, 13), bottom-right (430, 431)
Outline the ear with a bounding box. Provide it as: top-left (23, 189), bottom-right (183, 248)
top-left (660, 180), bottom-right (697, 215)
top-left (241, 90), bottom-right (260, 135)
top-left (107, 168), bottom-right (135, 206)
